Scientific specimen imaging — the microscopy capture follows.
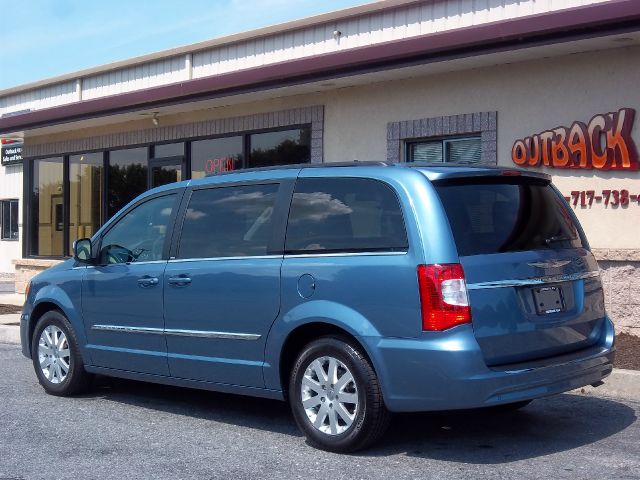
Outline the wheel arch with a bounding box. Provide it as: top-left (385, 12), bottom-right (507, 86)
top-left (28, 301), bottom-right (64, 356)
top-left (277, 322), bottom-right (378, 396)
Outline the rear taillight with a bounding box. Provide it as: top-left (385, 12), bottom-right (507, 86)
top-left (417, 264), bottom-right (471, 331)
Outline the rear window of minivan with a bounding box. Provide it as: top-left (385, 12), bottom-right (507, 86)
top-left (435, 178), bottom-right (584, 256)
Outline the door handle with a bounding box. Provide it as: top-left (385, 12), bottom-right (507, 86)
top-left (137, 276), bottom-right (159, 288)
top-left (168, 275), bottom-right (192, 287)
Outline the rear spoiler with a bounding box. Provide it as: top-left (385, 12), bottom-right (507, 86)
top-left (411, 165), bottom-right (551, 184)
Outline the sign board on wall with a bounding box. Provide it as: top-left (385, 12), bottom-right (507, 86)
top-left (1, 139), bottom-right (23, 165)
top-left (511, 108), bottom-right (638, 170)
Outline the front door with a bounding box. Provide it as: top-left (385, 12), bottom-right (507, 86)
top-left (82, 192), bottom-right (180, 375)
top-left (149, 157), bottom-right (183, 188)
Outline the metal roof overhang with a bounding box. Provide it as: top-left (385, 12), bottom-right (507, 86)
top-left (1, 0), bottom-right (640, 135)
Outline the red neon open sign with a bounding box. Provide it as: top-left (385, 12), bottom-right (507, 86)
top-left (205, 157), bottom-right (235, 175)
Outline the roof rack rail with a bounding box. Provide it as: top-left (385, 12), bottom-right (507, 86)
top-left (204, 161), bottom-right (390, 177)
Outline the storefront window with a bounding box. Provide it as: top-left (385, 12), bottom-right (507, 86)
top-left (154, 142), bottom-right (184, 158)
top-left (248, 128), bottom-right (311, 168)
top-left (69, 152), bottom-right (103, 251)
top-left (30, 157), bottom-right (64, 256)
top-left (191, 136), bottom-right (243, 179)
top-left (108, 147), bottom-right (148, 219)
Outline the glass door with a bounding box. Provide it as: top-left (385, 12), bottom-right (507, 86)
top-left (149, 157), bottom-right (184, 188)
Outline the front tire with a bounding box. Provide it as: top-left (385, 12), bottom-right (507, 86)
top-left (31, 310), bottom-right (92, 396)
top-left (289, 336), bottom-right (390, 452)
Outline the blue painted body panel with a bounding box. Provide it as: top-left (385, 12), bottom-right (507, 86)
top-left (20, 163), bottom-right (615, 413)
top-left (164, 257), bottom-right (281, 386)
top-left (82, 262), bottom-right (170, 375)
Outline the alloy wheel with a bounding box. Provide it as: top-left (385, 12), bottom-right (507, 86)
top-left (38, 325), bottom-right (71, 384)
top-left (300, 355), bottom-right (359, 435)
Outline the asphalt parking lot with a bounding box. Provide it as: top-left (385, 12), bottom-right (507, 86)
top-left (1, 343), bottom-right (638, 480)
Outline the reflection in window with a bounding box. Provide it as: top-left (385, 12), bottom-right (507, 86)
top-left (154, 142), bottom-right (184, 158)
top-left (249, 128), bottom-right (311, 168)
top-left (285, 178), bottom-right (408, 253)
top-left (178, 184), bottom-right (279, 259)
top-left (100, 194), bottom-right (176, 264)
top-left (31, 157), bottom-right (64, 256)
top-left (108, 147), bottom-right (148, 219)
top-left (191, 137), bottom-right (243, 179)
top-left (1, 199), bottom-right (19, 240)
top-left (69, 152), bottom-right (103, 251)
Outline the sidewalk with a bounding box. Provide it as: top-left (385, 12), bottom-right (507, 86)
top-left (0, 290), bottom-right (23, 344)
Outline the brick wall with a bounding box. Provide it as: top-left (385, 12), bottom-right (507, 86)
top-left (386, 111), bottom-right (498, 164)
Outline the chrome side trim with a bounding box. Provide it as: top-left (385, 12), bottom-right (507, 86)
top-left (92, 325), bottom-right (164, 335)
top-left (91, 324), bottom-right (261, 340)
top-left (168, 255), bottom-right (281, 263)
top-left (466, 271), bottom-right (600, 290)
top-left (164, 329), bottom-right (261, 341)
top-left (284, 251), bottom-right (408, 259)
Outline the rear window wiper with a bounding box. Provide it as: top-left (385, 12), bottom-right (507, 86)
top-left (545, 235), bottom-right (577, 245)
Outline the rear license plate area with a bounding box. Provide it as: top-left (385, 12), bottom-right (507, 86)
top-left (532, 286), bottom-right (565, 315)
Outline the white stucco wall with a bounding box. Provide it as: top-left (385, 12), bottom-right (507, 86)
top-left (0, 161), bottom-right (23, 275)
top-left (318, 45), bottom-right (640, 250)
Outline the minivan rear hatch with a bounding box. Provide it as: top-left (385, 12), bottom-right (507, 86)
top-left (433, 175), bottom-right (605, 367)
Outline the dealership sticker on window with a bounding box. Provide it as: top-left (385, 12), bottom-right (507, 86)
top-left (512, 108), bottom-right (638, 170)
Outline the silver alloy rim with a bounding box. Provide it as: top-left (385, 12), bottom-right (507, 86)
top-left (300, 356), bottom-right (359, 435)
top-left (38, 325), bottom-right (70, 384)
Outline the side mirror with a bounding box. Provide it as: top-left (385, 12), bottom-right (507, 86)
top-left (73, 238), bottom-right (94, 264)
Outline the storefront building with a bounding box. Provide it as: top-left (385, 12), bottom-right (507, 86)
top-left (0, 0), bottom-right (639, 334)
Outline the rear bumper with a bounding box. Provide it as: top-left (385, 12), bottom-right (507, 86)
top-left (359, 317), bottom-right (615, 412)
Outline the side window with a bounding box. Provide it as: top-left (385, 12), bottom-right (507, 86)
top-left (100, 194), bottom-right (177, 264)
top-left (178, 184), bottom-right (279, 259)
top-left (285, 178), bottom-right (408, 254)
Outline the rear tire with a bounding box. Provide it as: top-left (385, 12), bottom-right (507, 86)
top-left (289, 336), bottom-right (390, 452)
top-left (31, 310), bottom-right (93, 396)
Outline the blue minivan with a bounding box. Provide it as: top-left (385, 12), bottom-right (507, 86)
top-left (21, 162), bottom-right (614, 452)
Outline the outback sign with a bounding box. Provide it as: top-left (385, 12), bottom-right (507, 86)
top-left (511, 108), bottom-right (638, 170)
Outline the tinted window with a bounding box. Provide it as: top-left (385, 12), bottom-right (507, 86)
top-left (100, 194), bottom-right (176, 264)
top-left (435, 179), bottom-right (584, 256)
top-left (178, 184), bottom-right (279, 259)
top-left (191, 137), bottom-right (243, 179)
top-left (249, 128), bottom-right (310, 168)
top-left (285, 178), bottom-right (408, 253)
top-left (108, 147), bottom-right (148, 218)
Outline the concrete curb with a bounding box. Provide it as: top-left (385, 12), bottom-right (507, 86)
top-left (0, 326), bottom-right (637, 401)
top-left (575, 369), bottom-right (640, 401)
top-left (0, 325), bottom-right (20, 345)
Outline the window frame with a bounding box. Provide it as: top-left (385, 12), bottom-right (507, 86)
top-left (404, 134), bottom-right (482, 164)
top-left (94, 189), bottom-right (184, 266)
top-left (25, 123), bottom-right (312, 259)
top-left (169, 179), bottom-right (295, 261)
top-left (1, 199), bottom-right (19, 241)
top-left (283, 176), bottom-right (409, 256)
